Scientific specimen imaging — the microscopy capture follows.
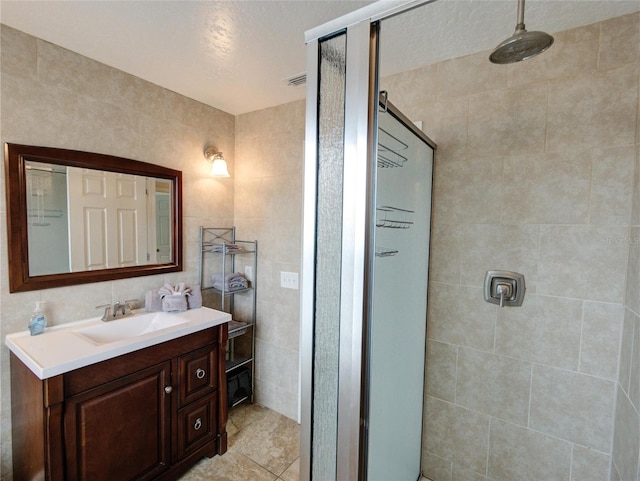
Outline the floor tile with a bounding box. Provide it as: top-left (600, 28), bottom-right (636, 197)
top-left (180, 403), bottom-right (300, 481)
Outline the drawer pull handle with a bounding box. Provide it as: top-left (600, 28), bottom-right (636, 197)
top-left (164, 386), bottom-right (173, 394)
top-left (194, 418), bottom-right (202, 430)
top-left (195, 368), bottom-right (206, 379)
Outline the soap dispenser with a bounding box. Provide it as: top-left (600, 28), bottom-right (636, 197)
top-left (29, 301), bottom-right (47, 336)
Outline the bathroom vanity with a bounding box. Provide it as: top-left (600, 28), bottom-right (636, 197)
top-left (7, 307), bottom-right (230, 481)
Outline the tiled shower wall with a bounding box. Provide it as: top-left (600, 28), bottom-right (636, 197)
top-left (0, 25), bottom-right (236, 480)
top-left (613, 81), bottom-right (640, 479)
top-left (381, 12), bottom-right (640, 481)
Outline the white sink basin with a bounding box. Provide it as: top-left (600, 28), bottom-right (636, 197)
top-left (5, 306), bottom-right (232, 380)
top-left (73, 311), bottom-right (189, 345)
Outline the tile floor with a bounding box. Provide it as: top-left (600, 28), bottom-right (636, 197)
top-left (180, 403), bottom-right (300, 481)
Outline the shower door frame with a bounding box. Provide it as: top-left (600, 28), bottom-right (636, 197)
top-left (300, 1), bottom-right (436, 480)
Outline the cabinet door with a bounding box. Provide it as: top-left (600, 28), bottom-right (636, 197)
top-left (64, 362), bottom-right (171, 481)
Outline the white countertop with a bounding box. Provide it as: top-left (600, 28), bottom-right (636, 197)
top-left (5, 307), bottom-right (231, 380)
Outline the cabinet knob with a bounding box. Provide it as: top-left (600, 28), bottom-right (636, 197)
top-left (194, 418), bottom-right (202, 430)
top-left (195, 368), bottom-right (206, 379)
top-left (164, 386), bottom-right (173, 394)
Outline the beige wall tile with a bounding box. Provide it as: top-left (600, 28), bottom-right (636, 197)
top-left (424, 397), bottom-right (490, 474)
top-left (460, 224), bottom-right (540, 290)
top-left (611, 385), bottom-right (640, 481)
top-left (428, 222), bottom-right (464, 284)
top-left (610, 463), bottom-right (622, 481)
top-left (451, 465), bottom-right (490, 481)
top-left (547, 63), bottom-right (639, 152)
top-left (508, 23), bottom-right (598, 87)
top-left (626, 226), bottom-right (640, 314)
top-left (426, 340), bottom-right (457, 402)
top-left (1, 73), bottom-right (81, 148)
top-left (580, 301), bottom-right (624, 380)
top-left (571, 445), bottom-right (611, 481)
top-left (530, 365), bottom-right (615, 451)
top-left (421, 451), bottom-right (452, 481)
top-left (599, 12), bottom-right (640, 71)
top-left (437, 51), bottom-right (507, 99)
top-left (632, 145), bottom-right (640, 227)
top-left (538, 225), bottom-right (630, 302)
top-left (495, 294), bottom-right (582, 370)
top-left (234, 100), bottom-right (303, 418)
top-left (630, 309), bottom-right (640, 411)
top-left (456, 348), bottom-right (531, 425)
top-left (110, 69), bottom-right (171, 119)
top-left (432, 153), bottom-right (502, 224)
top-left (380, 63), bottom-right (438, 121)
top-left (590, 146), bottom-right (636, 226)
top-left (410, 98), bottom-right (469, 158)
top-left (37, 37), bottom-right (114, 100)
top-left (619, 308), bottom-right (636, 396)
top-left (502, 150), bottom-right (591, 225)
top-left (0, 26), bottom-right (37, 80)
top-left (427, 283), bottom-right (497, 351)
top-left (468, 82), bottom-right (547, 156)
top-left (488, 418), bottom-right (572, 481)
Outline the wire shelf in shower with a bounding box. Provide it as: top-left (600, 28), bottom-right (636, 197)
top-left (377, 127), bottom-right (408, 168)
top-left (376, 205), bottom-right (414, 229)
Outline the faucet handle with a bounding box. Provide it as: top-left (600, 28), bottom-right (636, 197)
top-left (96, 304), bottom-right (112, 321)
top-left (124, 299), bottom-right (137, 314)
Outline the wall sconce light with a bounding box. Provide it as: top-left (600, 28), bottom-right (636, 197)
top-left (204, 146), bottom-right (230, 177)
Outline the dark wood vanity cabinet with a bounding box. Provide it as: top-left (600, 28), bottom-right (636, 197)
top-left (10, 325), bottom-right (228, 481)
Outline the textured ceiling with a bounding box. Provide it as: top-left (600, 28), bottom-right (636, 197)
top-left (1, 0), bottom-right (639, 115)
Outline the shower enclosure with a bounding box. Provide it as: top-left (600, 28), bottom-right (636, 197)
top-left (301, 9), bottom-right (435, 479)
top-left (363, 96), bottom-right (434, 481)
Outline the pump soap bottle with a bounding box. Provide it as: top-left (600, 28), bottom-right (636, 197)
top-left (29, 301), bottom-right (47, 336)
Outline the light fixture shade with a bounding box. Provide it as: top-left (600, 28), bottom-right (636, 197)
top-left (210, 156), bottom-right (230, 177)
top-left (204, 146), bottom-right (230, 177)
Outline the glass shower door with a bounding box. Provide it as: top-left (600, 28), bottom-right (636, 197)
top-left (365, 99), bottom-right (434, 481)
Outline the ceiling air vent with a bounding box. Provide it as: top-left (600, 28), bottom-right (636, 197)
top-left (285, 73), bottom-right (307, 87)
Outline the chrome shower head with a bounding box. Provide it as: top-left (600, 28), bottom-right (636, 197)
top-left (489, 0), bottom-right (554, 64)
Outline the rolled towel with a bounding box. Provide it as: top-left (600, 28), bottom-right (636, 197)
top-left (162, 294), bottom-right (187, 312)
top-left (157, 283), bottom-right (192, 312)
top-left (211, 272), bottom-right (248, 290)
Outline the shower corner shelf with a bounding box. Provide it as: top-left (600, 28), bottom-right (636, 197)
top-left (375, 205), bottom-right (415, 229)
top-left (199, 226), bottom-right (257, 408)
top-left (375, 246), bottom-right (399, 258)
top-left (377, 126), bottom-right (409, 169)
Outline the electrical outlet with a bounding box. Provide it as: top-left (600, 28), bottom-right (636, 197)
top-left (280, 271), bottom-right (299, 290)
top-left (244, 266), bottom-right (253, 282)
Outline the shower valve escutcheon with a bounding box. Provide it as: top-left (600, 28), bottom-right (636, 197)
top-left (484, 270), bottom-right (526, 307)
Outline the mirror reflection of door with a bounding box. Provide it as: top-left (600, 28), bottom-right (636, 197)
top-left (26, 163), bottom-right (70, 276)
top-left (67, 168), bottom-right (148, 271)
top-left (146, 178), bottom-right (172, 264)
top-left (155, 189), bottom-right (171, 263)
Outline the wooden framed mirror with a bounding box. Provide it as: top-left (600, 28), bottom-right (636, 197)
top-left (4, 143), bottom-right (183, 292)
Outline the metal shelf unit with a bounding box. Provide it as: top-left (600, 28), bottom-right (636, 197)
top-left (199, 226), bottom-right (257, 407)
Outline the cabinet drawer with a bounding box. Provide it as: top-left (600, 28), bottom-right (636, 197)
top-left (179, 345), bottom-right (217, 406)
top-left (177, 395), bottom-right (218, 460)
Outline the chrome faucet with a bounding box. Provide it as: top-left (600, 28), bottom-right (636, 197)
top-left (96, 300), bottom-right (136, 321)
